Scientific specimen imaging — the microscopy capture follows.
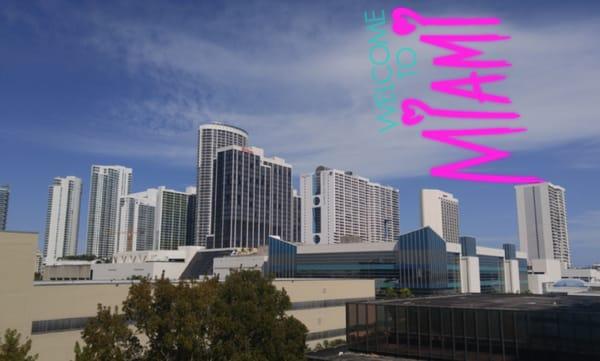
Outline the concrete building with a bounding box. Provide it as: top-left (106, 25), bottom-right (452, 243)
top-left (43, 176), bottom-right (82, 264)
top-left (117, 186), bottom-right (196, 252)
top-left (42, 260), bottom-right (92, 281)
top-left (301, 166), bottom-right (399, 245)
top-left (516, 182), bottom-right (571, 267)
top-left (0, 184), bottom-right (9, 230)
top-left (89, 246), bottom-right (232, 281)
top-left (154, 186), bottom-right (196, 250)
top-left (421, 189), bottom-right (460, 244)
top-left (210, 145), bottom-right (293, 248)
top-left (225, 230), bottom-right (527, 295)
top-left (86, 165), bottom-right (132, 258)
top-left (195, 123), bottom-right (249, 246)
top-left (116, 188), bottom-right (157, 253)
top-left (0, 230), bottom-right (375, 361)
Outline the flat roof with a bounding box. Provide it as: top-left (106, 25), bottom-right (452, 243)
top-left (353, 294), bottom-right (600, 312)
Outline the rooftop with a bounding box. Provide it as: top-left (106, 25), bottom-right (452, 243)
top-left (355, 294), bottom-right (600, 312)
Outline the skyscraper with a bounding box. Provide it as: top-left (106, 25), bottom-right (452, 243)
top-left (195, 123), bottom-right (248, 246)
top-left (210, 146), bottom-right (292, 249)
top-left (515, 182), bottom-right (570, 267)
top-left (43, 176), bottom-right (83, 264)
top-left (86, 165), bottom-right (132, 258)
top-left (155, 186), bottom-right (196, 250)
top-left (291, 190), bottom-right (301, 242)
top-left (301, 166), bottom-right (399, 245)
top-left (420, 189), bottom-right (460, 244)
top-left (116, 189), bottom-right (157, 253)
top-left (116, 186), bottom-right (197, 252)
top-left (0, 185), bottom-right (9, 231)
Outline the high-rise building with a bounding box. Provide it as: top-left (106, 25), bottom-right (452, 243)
top-left (116, 189), bottom-right (157, 253)
top-left (515, 182), bottom-right (570, 267)
top-left (86, 165), bottom-right (132, 258)
top-left (116, 186), bottom-right (196, 252)
top-left (291, 190), bottom-right (301, 242)
top-left (43, 176), bottom-right (83, 264)
top-left (0, 184), bottom-right (9, 231)
top-left (195, 123), bottom-right (249, 246)
top-left (155, 186), bottom-right (196, 250)
top-left (210, 146), bottom-right (292, 249)
top-left (300, 166), bottom-right (399, 245)
top-left (420, 189), bottom-right (460, 244)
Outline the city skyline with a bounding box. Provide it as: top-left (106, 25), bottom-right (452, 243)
top-left (2, 0), bottom-right (600, 265)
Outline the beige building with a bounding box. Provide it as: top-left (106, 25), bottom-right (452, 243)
top-left (0, 231), bottom-right (375, 361)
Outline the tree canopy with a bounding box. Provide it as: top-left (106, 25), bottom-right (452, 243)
top-left (74, 270), bottom-right (307, 361)
top-left (0, 329), bottom-right (38, 361)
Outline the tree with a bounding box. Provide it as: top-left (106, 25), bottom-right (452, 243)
top-left (74, 306), bottom-right (142, 361)
top-left (0, 329), bottom-right (38, 361)
top-left (210, 271), bottom-right (307, 361)
top-left (122, 278), bottom-right (218, 360)
top-left (73, 270), bottom-right (307, 361)
top-left (397, 288), bottom-right (412, 298)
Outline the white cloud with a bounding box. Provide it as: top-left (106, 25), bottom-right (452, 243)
top-left (33, 5), bottom-right (600, 181)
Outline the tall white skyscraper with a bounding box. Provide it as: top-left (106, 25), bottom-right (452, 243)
top-left (43, 176), bottom-right (82, 264)
top-left (116, 186), bottom-right (196, 253)
top-left (420, 189), bottom-right (460, 244)
top-left (86, 165), bottom-right (132, 258)
top-left (515, 182), bottom-right (570, 267)
top-left (301, 166), bottom-right (399, 245)
top-left (116, 189), bottom-right (157, 253)
top-left (195, 123), bottom-right (248, 246)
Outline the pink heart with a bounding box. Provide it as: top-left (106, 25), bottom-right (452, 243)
top-left (401, 100), bottom-right (425, 126)
top-left (391, 8), bottom-right (418, 36)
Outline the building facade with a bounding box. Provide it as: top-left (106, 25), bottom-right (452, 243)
top-left (516, 182), bottom-right (571, 267)
top-left (43, 176), bottom-right (83, 264)
top-left (117, 186), bottom-right (196, 252)
top-left (195, 123), bottom-right (248, 246)
top-left (301, 166), bottom-right (399, 245)
top-left (0, 184), bottom-right (9, 230)
top-left (264, 229), bottom-right (527, 295)
top-left (1, 231), bottom-right (375, 361)
top-left (291, 190), bottom-right (301, 242)
top-left (116, 189), bottom-right (157, 253)
top-left (210, 146), bottom-right (293, 249)
top-left (155, 186), bottom-right (196, 250)
top-left (86, 165), bottom-right (132, 258)
top-left (421, 189), bottom-right (460, 244)
top-left (346, 294), bottom-right (600, 361)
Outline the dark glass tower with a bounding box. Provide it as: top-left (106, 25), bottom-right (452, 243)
top-left (210, 146), bottom-right (292, 249)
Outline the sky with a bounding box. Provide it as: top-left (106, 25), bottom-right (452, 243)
top-left (1, 0), bottom-right (599, 265)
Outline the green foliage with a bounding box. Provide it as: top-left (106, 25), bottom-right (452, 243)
top-left (74, 306), bottom-right (142, 361)
top-left (382, 287), bottom-right (412, 299)
top-left (74, 270), bottom-right (307, 361)
top-left (0, 329), bottom-right (38, 361)
top-left (397, 288), bottom-right (412, 298)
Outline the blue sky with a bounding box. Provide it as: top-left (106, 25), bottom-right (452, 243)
top-left (1, 0), bottom-right (600, 265)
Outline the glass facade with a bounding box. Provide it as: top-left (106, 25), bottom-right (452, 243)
top-left (447, 253), bottom-right (461, 292)
top-left (479, 255), bottom-right (505, 294)
top-left (397, 228), bottom-right (449, 291)
top-left (518, 259), bottom-right (528, 293)
top-left (347, 297), bottom-right (600, 361)
top-left (267, 236), bottom-right (297, 278)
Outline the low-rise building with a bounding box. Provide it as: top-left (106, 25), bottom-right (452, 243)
top-left (217, 228), bottom-right (528, 295)
top-left (1, 231), bottom-right (375, 361)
